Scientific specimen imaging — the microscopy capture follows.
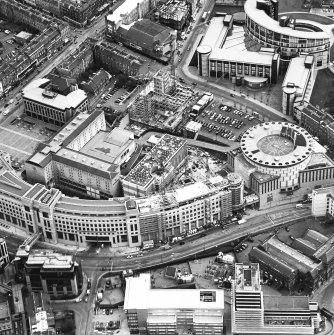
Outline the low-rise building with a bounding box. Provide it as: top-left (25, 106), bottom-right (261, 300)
top-left (80, 69), bottom-right (111, 95)
top-left (0, 26), bottom-right (66, 94)
top-left (249, 232), bottom-right (334, 293)
top-left (0, 0), bottom-right (68, 35)
top-left (94, 41), bottom-right (149, 76)
top-left (22, 77), bottom-right (88, 126)
top-left (124, 273), bottom-right (224, 335)
top-left (25, 250), bottom-right (81, 298)
top-left (26, 292), bottom-right (55, 334)
top-left (55, 38), bottom-right (96, 79)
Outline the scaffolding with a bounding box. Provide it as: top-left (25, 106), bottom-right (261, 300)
top-left (128, 70), bottom-right (196, 131)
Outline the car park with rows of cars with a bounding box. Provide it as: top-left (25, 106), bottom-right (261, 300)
top-left (194, 102), bottom-right (259, 143)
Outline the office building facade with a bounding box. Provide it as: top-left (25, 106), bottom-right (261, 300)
top-left (24, 250), bottom-right (81, 298)
top-left (124, 273), bottom-right (224, 335)
top-left (22, 78), bottom-right (88, 126)
top-left (233, 122), bottom-right (334, 209)
top-left (245, 0), bottom-right (331, 68)
top-left (232, 263), bottom-right (315, 335)
top-left (0, 167), bottom-right (235, 248)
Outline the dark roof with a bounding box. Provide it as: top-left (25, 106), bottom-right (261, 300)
top-left (165, 266), bottom-right (177, 278)
top-left (263, 296), bottom-right (310, 311)
top-left (126, 19), bottom-right (172, 48)
top-left (303, 229), bottom-right (327, 248)
top-left (291, 238), bottom-right (317, 258)
top-left (249, 247), bottom-right (297, 278)
top-left (86, 69), bottom-right (110, 92)
top-left (48, 73), bottom-right (77, 95)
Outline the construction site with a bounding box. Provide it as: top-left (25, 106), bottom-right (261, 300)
top-left (122, 133), bottom-right (187, 197)
top-left (128, 70), bottom-right (198, 131)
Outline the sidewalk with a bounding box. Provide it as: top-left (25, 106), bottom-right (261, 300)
top-left (182, 59), bottom-right (292, 123)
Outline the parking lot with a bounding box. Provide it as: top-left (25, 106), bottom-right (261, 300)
top-left (0, 112), bottom-right (60, 168)
top-left (195, 102), bottom-right (260, 144)
top-left (0, 20), bottom-right (35, 64)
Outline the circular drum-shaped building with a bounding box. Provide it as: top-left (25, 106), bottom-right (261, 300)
top-left (240, 122), bottom-right (314, 191)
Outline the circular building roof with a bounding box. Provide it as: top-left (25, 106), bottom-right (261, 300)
top-left (197, 45), bottom-right (212, 55)
top-left (240, 122), bottom-right (313, 168)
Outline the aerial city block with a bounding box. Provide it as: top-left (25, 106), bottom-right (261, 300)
top-left (1, 0), bottom-right (334, 334)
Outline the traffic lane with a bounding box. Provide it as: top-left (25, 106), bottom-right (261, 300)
top-left (106, 213), bottom-right (312, 271)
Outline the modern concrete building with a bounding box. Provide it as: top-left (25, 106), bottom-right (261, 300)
top-left (0, 165), bottom-right (235, 248)
top-left (244, 0), bottom-right (333, 69)
top-left (25, 110), bottom-right (134, 198)
top-left (24, 249), bottom-right (81, 298)
top-left (312, 186), bottom-right (334, 217)
top-left (232, 263), bottom-right (315, 334)
top-left (197, 16), bottom-right (280, 86)
top-left (282, 55), bottom-right (314, 116)
top-left (22, 77), bottom-right (88, 126)
top-left (232, 122), bottom-right (334, 209)
top-left (124, 273), bottom-right (224, 335)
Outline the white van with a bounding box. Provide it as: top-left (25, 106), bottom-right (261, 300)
top-left (296, 203), bottom-right (303, 209)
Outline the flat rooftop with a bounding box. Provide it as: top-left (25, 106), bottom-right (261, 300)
top-left (245, 0), bottom-right (331, 39)
top-left (54, 196), bottom-right (127, 214)
top-left (263, 296), bottom-right (309, 310)
top-left (106, 0), bottom-right (147, 26)
top-left (241, 122), bottom-right (313, 167)
top-left (26, 250), bottom-right (74, 269)
top-left (234, 263), bottom-right (261, 291)
top-left (124, 273), bottom-right (224, 310)
top-left (80, 128), bottom-right (134, 164)
top-left (23, 78), bottom-right (87, 111)
top-left (283, 56), bottom-right (312, 90)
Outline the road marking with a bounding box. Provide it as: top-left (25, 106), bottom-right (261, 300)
top-left (0, 126), bottom-right (39, 141)
top-left (0, 143), bottom-right (29, 155)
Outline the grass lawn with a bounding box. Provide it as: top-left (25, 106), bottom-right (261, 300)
top-left (310, 68), bottom-right (334, 115)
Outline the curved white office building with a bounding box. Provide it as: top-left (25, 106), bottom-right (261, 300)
top-left (245, 0), bottom-right (333, 67)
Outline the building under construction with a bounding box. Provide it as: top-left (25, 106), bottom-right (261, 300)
top-left (158, 0), bottom-right (192, 33)
top-left (128, 70), bottom-right (197, 131)
top-left (122, 134), bottom-right (187, 197)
